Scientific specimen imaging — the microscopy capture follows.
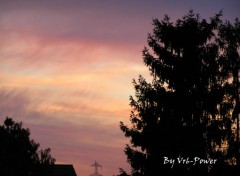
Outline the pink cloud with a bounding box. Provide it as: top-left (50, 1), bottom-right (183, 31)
top-left (0, 31), bottom-right (144, 73)
top-left (0, 88), bottom-right (131, 176)
top-left (0, 22), bottom-right (149, 176)
top-left (2, 1), bottom-right (239, 176)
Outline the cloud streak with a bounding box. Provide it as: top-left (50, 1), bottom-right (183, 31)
top-left (0, 1), bottom-right (239, 176)
top-left (0, 88), bottom-right (129, 175)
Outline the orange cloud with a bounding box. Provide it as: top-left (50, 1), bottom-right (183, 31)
top-left (0, 6), bottom-right (150, 176)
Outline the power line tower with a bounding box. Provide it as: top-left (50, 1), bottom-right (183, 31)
top-left (89, 161), bottom-right (103, 176)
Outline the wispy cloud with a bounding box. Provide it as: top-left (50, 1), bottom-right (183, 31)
top-left (1, 1), bottom-right (239, 176)
top-left (0, 87), bottom-right (129, 175)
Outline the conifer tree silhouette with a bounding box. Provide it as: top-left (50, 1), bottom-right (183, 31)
top-left (120, 11), bottom-right (239, 176)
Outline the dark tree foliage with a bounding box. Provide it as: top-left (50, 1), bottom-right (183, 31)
top-left (116, 168), bottom-right (130, 176)
top-left (120, 10), bottom-right (240, 176)
top-left (0, 117), bottom-right (55, 176)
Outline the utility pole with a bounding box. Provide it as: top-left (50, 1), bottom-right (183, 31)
top-left (89, 161), bottom-right (103, 176)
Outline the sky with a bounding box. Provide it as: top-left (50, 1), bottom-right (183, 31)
top-left (0, 0), bottom-right (239, 176)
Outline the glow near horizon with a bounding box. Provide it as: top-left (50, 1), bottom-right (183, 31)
top-left (0, 1), bottom-right (239, 175)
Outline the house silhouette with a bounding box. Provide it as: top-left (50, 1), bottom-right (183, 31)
top-left (50, 164), bottom-right (77, 176)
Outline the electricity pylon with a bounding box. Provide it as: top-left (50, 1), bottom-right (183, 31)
top-left (89, 161), bottom-right (103, 176)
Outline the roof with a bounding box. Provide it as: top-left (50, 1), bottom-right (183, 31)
top-left (50, 164), bottom-right (77, 176)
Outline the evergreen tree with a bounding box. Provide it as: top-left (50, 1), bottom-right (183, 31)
top-left (211, 18), bottom-right (240, 174)
top-left (120, 11), bottom-right (239, 176)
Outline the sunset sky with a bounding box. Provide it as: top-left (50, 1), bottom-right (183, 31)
top-left (0, 1), bottom-right (239, 176)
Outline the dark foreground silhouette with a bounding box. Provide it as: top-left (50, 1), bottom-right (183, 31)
top-left (119, 10), bottom-right (240, 176)
top-left (0, 117), bottom-right (55, 176)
